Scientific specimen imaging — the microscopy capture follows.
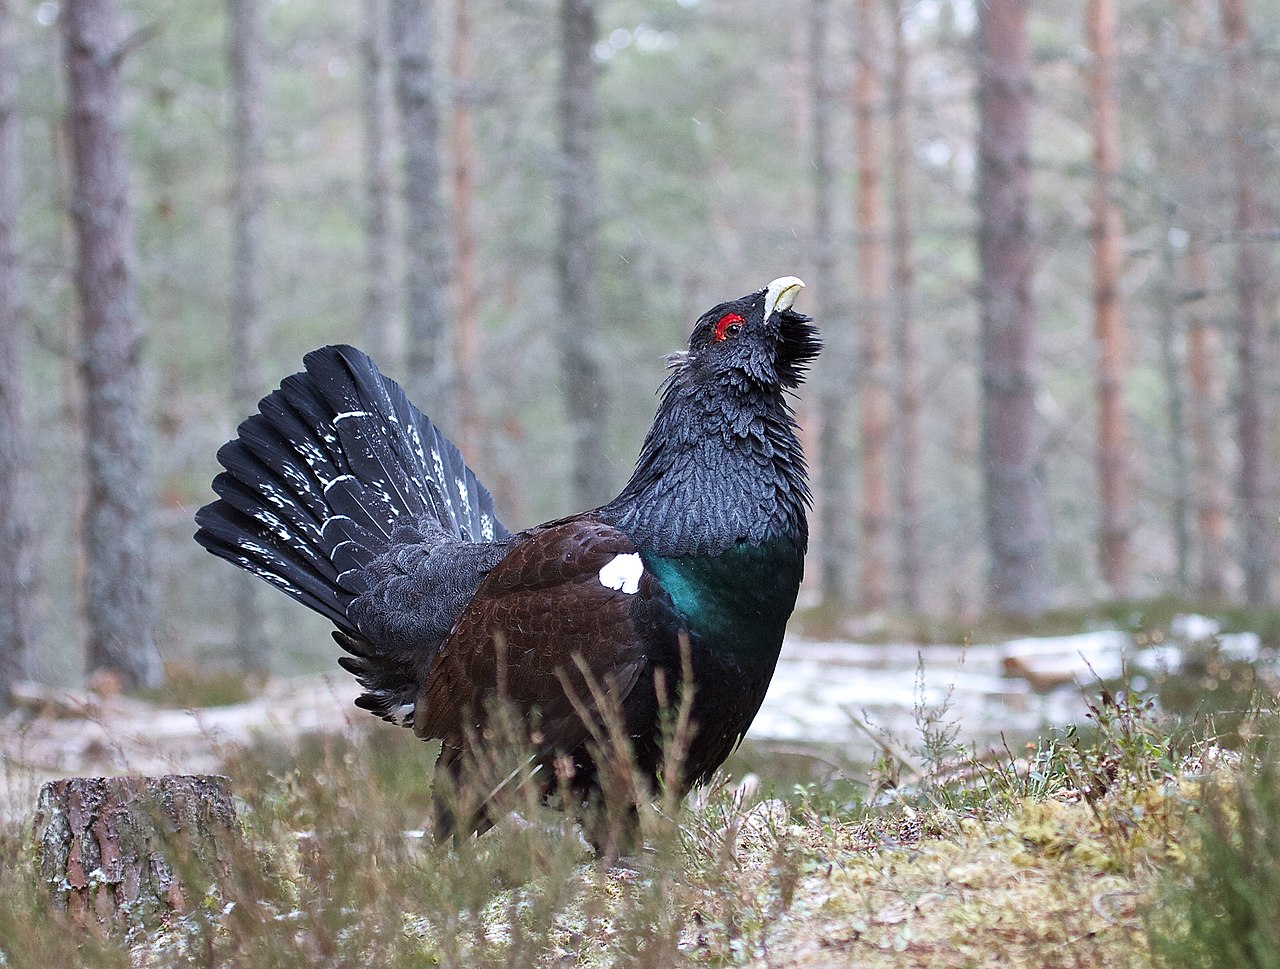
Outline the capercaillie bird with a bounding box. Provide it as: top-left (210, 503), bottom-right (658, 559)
top-left (195, 276), bottom-right (820, 836)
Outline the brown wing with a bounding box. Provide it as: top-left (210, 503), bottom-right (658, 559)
top-left (412, 518), bottom-right (652, 755)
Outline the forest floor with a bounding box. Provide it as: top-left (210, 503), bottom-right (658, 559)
top-left (4, 613), bottom-right (1262, 821)
top-left (0, 615), bottom-right (1273, 967)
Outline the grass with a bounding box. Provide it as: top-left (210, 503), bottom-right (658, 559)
top-left (5, 606), bottom-right (1280, 968)
top-left (3, 673), bottom-right (1270, 969)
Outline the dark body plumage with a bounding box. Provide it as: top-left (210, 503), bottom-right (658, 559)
top-left (195, 278), bottom-right (820, 834)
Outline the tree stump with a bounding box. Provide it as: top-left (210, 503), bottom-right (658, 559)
top-left (32, 775), bottom-right (241, 926)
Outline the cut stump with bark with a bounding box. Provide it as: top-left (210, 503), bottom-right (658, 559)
top-left (33, 775), bottom-right (241, 926)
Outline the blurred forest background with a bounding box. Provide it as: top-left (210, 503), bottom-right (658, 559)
top-left (0, 0), bottom-right (1278, 693)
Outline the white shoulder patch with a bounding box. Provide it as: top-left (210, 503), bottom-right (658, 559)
top-left (598, 553), bottom-right (643, 595)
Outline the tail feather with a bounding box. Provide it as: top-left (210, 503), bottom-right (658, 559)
top-left (195, 506), bottom-right (349, 627)
top-left (195, 345), bottom-right (511, 651)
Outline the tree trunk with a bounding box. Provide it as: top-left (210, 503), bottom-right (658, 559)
top-left (1158, 201), bottom-right (1192, 593)
top-left (361, 0), bottom-right (400, 366)
top-left (34, 775), bottom-right (240, 925)
top-left (63, 0), bottom-right (162, 688)
top-left (0, 0), bottom-right (32, 706)
top-left (1219, 0), bottom-right (1272, 605)
top-left (1184, 236), bottom-right (1230, 598)
top-left (391, 0), bottom-right (452, 424)
top-left (1086, 0), bottom-right (1133, 599)
top-left (888, 0), bottom-right (923, 613)
top-left (1164, 0), bottom-right (1229, 599)
top-left (810, 0), bottom-right (851, 606)
top-left (975, 0), bottom-right (1052, 617)
top-left (228, 0), bottom-right (268, 672)
top-left (451, 0), bottom-right (481, 460)
top-left (853, 0), bottom-right (891, 612)
top-left (556, 0), bottom-right (609, 507)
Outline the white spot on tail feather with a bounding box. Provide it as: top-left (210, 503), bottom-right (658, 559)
top-left (323, 473), bottom-right (356, 493)
top-left (598, 553), bottom-right (643, 595)
top-left (333, 410), bottom-right (371, 424)
top-left (455, 477), bottom-right (471, 523)
top-left (431, 448), bottom-right (455, 521)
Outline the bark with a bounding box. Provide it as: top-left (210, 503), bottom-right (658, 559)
top-left (228, 0), bottom-right (268, 672)
top-left (810, 0), bottom-right (852, 605)
top-left (391, 0), bottom-right (452, 424)
top-left (451, 0), bottom-right (481, 459)
top-left (1184, 236), bottom-right (1230, 598)
top-left (888, 0), bottom-right (923, 613)
top-left (1086, 0), bottom-right (1133, 598)
top-left (361, 0), bottom-right (400, 365)
top-left (556, 0), bottom-right (609, 507)
top-left (0, 0), bottom-right (32, 706)
top-left (1219, 0), bottom-right (1272, 605)
top-left (1175, 0), bottom-right (1230, 600)
top-left (63, 0), bottom-right (162, 687)
top-left (853, 0), bottom-right (891, 612)
top-left (33, 775), bottom-right (240, 925)
top-left (975, 0), bottom-right (1052, 616)
top-left (1158, 202), bottom-right (1192, 593)
top-left (1150, 7), bottom-right (1197, 595)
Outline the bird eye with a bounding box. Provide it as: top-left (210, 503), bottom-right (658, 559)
top-left (713, 313), bottom-right (745, 342)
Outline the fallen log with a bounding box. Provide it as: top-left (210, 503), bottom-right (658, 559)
top-left (32, 774), bottom-right (240, 926)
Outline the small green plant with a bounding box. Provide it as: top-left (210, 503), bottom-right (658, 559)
top-left (1148, 728), bottom-right (1280, 969)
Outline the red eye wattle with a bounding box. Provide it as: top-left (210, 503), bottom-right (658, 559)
top-left (713, 313), bottom-right (745, 342)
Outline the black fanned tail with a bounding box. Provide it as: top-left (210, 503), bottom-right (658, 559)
top-left (195, 345), bottom-right (510, 711)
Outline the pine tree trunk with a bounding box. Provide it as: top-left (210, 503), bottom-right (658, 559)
top-left (810, 0), bottom-right (851, 606)
top-left (557, 0), bottom-right (609, 507)
top-left (1171, 0), bottom-right (1229, 599)
top-left (1184, 236), bottom-right (1230, 598)
top-left (63, 0), bottom-right (162, 688)
top-left (888, 0), bottom-right (923, 614)
top-left (451, 0), bottom-right (481, 460)
top-left (1158, 201), bottom-right (1192, 593)
top-left (975, 0), bottom-right (1052, 617)
top-left (853, 0), bottom-right (891, 612)
top-left (392, 0), bottom-right (452, 424)
top-left (1086, 0), bottom-right (1133, 599)
top-left (361, 0), bottom-right (400, 366)
top-left (1219, 0), bottom-right (1272, 605)
top-left (34, 775), bottom-right (240, 925)
top-left (228, 0), bottom-right (268, 672)
top-left (0, 0), bottom-right (32, 705)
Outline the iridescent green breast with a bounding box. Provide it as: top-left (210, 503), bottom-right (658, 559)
top-left (640, 538), bottom-right (804, 661)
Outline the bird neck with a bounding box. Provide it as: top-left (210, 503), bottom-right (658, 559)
top-left (602, 376), bottom-right (810, 559)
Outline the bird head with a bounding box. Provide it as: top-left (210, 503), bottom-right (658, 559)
top-left (671, 276), bottom-right (821, 390)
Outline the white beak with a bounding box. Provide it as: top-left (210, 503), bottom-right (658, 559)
top-left (763, 276), bottom-right (805, 317)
